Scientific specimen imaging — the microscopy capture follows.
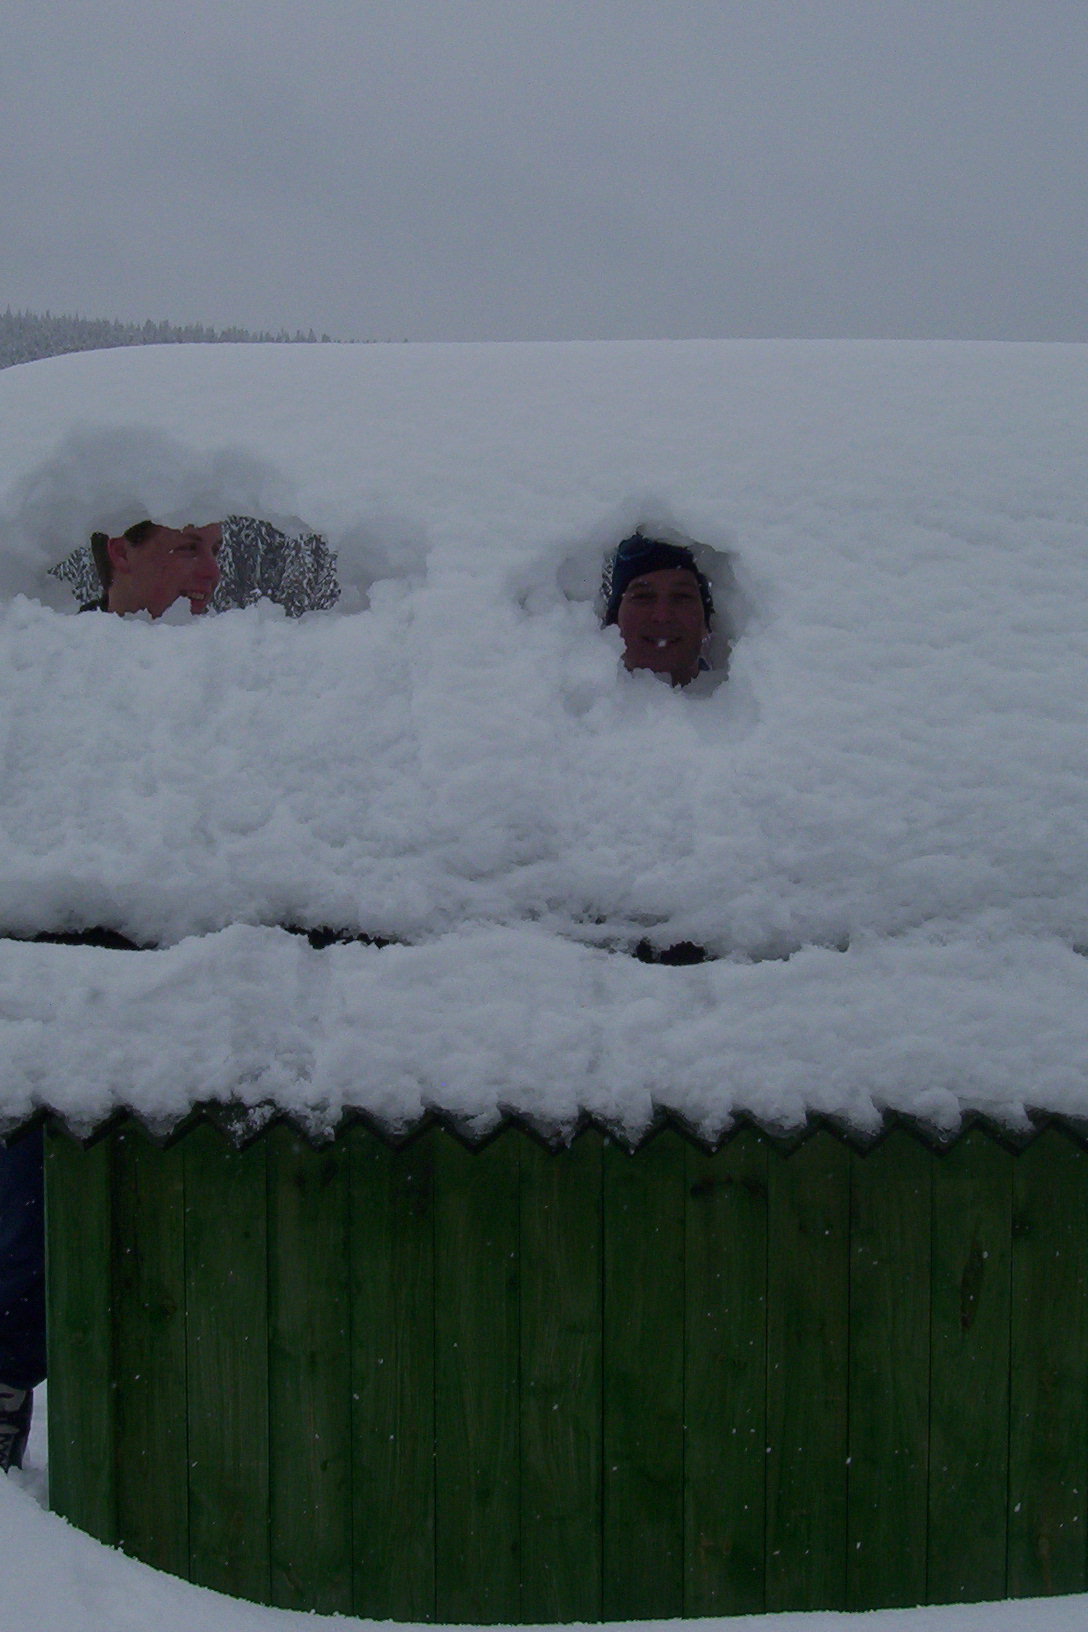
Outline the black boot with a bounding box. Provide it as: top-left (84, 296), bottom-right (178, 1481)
top-left (0, 1383), bottom-right (32, 1473)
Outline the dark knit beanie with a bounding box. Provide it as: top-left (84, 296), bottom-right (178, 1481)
top-left (602, 534), bottom-right (714, 627)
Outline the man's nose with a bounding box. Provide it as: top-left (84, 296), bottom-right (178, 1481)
top-left (195, 548), bottom-right (220, 584)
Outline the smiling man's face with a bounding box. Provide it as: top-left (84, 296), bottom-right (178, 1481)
top-left (108, 523), bottom-right (222, 616)
top-left (615, 565), bottom-right (708, 685)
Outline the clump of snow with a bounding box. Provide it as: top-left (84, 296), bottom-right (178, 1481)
top-left (1, 339), bottom-right (1087, 1138)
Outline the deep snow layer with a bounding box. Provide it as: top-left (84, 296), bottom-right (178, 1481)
top-left (1, 339), bottom-right (1086, 1136)
top-left (2, 926), bottom-right (1087, 1141)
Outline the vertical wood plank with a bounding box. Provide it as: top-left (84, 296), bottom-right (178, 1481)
top-left (847, 1131), bottom-right (932, 1609)
top-left (267, 1128), bottom-right (352, 1612)
top-left (602, 1129), bottom-right (686, 1622)
top-left (1008, 1131), bottom-right (1088, 1597)
top-left (112, 1127), bottom-right (189, 1576)
top-left (928, 1128), bottom-right (1012, 1604)
top-left (434, 1130), bottom-right (522, 1623)
top-left (683, 1129), bottom-right (769, 1617)
top-left (348, 1125), bottom-right (437, 1621)
top-left (520, 1131), bottom-right (603, 1623)
top-left (44, 1126), bottom-right (116, 1544)
top-left (765, 1131), bottom-right (851, 1611)
top-left (184, 1124), bottom-right (270, 1603)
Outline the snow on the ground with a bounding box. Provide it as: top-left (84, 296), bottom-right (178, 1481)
top-left (1, 337), bottom-right (1086, 1142)
top-left (4, 1392), bottom-right (1088, 1632)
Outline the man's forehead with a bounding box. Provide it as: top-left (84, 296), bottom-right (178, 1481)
top-left (146, 521), bottom-right (221, 544)
top-left (623, 567), bottom-right (701, 592)
top-left (141, 523), bottom-right (183, 546)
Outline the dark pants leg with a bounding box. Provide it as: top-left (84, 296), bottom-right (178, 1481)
top-left (0, 1127), bottom-right (46, 1389)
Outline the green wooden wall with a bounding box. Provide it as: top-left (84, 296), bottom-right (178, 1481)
top-left (43, 1115), bottom-right (1088, 1621)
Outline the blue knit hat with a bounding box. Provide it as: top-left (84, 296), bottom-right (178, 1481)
top-left (602, 534), bottom-right (714, 627)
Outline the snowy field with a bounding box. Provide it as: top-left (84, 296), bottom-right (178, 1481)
top-left (3, 339), bottom-right (1088, 1625)
top-left (1, 338), bottom-right (1087, 1141)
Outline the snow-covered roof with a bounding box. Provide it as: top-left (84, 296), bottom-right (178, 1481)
top-left (2, 338), bottom-right (1086, 1141)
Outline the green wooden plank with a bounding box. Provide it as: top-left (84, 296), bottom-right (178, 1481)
top-left (266, 1127), bottom-right (352, 1612)
top-left (765, 1131), bottom-right (851, 1612)
top-left (184, 1124), bottom-right (270, 1603)
top-left (434, 1130), bottom-right (522, 1624)
top-left (602, 1129), bottom-right (686, 1622)
top-left (44, 1126), bottom-right (116, 1545)
top-left (683, 1129), bottom-right (769, 1617)
top-left (847, 1132), bottom-right (932, 1610)
top-left (928, 1128), bottom-right (1012, 1604)
top-left (348, 1125), bottom-right (437, 1621)
top-left (112, 1126), bottom-right (189, 1576)
top-left (520, 1131), bottom-right (603, 1623)
top-left (1008, 1131), bottom-right (1088, 1597)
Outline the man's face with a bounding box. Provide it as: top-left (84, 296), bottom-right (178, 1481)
top-left (113, 523), bottom-right (222, 616)
top-left (615, 566), bottom-right (708, 685)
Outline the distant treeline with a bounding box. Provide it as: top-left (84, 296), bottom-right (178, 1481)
top-left (1, 307), bottom-right (335, 370)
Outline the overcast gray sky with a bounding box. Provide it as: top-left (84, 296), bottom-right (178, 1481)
top-left (3, 0), bottom-right (1086, 341)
